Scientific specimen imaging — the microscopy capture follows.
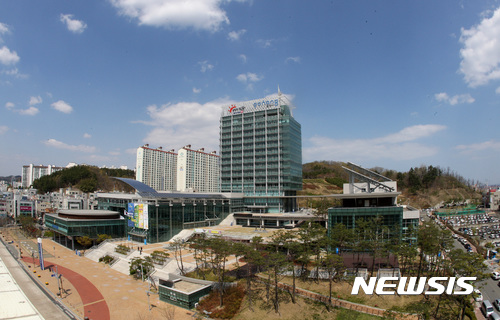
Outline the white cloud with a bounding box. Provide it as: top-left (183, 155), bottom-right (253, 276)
top-left (256, 39), bottom-right (273, 48)
top-left (0, 22), bottom-right (9, 41)
top-left (459, 7), bottom-right (500, 87)
top-left (0, 46), bottom-right (20, 65)
top-left (236, 72), bottom-right (262, 83)
top-left (239, 54), bottom-right (247, 63)
top-left (51, 100), bottom-right (74, 114)
top-left (60, 14), bottom-right (87, 34)
top-left (141, 98), bottom-right (230, 152)
top-left (193, 87), bottom-right (201, 93)
top-left (5, 102), bottom-right (14, 109)
top-left (285, 56), bottom-right (301, 64)
top-left (17, 106), bottom-right (39, 116)
top-left (456, 140), bottom-right (500, 153)
top-left (0, 125), bottom-right (8, 135)
top-left (0, 22), bottom-right (8, 34)
top-left (2, 68), bottom-right (28, 79)
top-left (434, 92), bottom-right (475, 105)
top-left (228, 29), bottom-right (246, 41)
top-left (198, 60), bottom-right (214, 73)
top-left (29, 96), bottom-right (42, 106)
top-left (43, 138), bottom-right (96, 153)
top-left (109, 0), bottom-right (232, 32)
top-left (83, 133), bottom-right (91, 138)
top-left (303, 124), bottom-right (446, 162)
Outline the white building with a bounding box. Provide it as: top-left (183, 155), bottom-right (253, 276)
top-left (176, 145), bottom-right (219, 192)
top-left (136, 145), bottom-right (177, 191)
top-left (136, 144), bottom-right (220, 192)
top-left (22, 164), bottom-right (64, 188)
top-left (490, 189), bottom-right (500, 211)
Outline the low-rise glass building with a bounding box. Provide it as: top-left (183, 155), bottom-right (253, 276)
top-left (327, 163), bottom-right (419, 243)
top-left (96, 178), bottom-right (244, 244)
top-left (45, 209), bottom-right (126, 249)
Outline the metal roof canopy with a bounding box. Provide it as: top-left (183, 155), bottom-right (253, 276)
top-left (342, 162), bottom-right (395, 193)
top-left (113, 177), bottom-right (229, 200)
top-left (346, 162), bottom-right (392, 182)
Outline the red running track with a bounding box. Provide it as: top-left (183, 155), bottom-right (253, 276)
top-left (21, 257), bottom-right (110, 320)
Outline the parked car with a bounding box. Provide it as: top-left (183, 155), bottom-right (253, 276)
top-left (492, 272), bottom-right (500, 280)
top-left (475, 289), bottom-right (484, 302)
top-left (483, 300), bottom-right (495, 317)
top-left (494, 299), bottom-right (500, 311)
top-left (490, 312), bottom-right (500, 320)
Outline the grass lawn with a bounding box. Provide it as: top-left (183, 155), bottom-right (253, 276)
top-left (233, 281), bottom-right (383, 320)
top-left (274, 275), bottom-right (422, 310)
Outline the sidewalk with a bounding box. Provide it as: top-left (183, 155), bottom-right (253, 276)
top-left (2, 229), bottom-right (194, 320)
top-left (0, 238), bottom-right (70, 320)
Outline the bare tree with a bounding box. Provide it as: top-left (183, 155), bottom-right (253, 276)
top-left (158, 304), bottom-right (176, 320)
top-left (171, 239), bottom-right (186, 275)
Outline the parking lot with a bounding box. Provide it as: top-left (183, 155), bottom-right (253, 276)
top-left (439, 213), bottom-right (500, 247)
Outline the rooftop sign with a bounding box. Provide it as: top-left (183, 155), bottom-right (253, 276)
top-left (221, 95), bottom-right (281, 116)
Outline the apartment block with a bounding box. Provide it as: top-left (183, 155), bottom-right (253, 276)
top-left (22, 164), bottom-right (64, 188)
top-left (136, 145), bottom-right (177, 191)
top-left (176, 145), bottom-right (219, 192)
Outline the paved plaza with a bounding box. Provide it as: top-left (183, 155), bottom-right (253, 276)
top-left (0, 228), bottom-right (198, 320)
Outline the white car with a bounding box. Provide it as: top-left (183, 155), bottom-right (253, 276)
top-left (494, 299), bottom-right (500, 311)
top-left (474, 289), bottom-right (483, 302)
top-left (492, 272), bottom-right (500, 280)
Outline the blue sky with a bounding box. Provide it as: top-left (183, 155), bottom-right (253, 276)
top-left (1, 1), bottom-right (500, 185)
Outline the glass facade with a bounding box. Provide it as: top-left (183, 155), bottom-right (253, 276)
top-left (220, 97), bottom-right (302, 213)
top-left (327, 205), bottom-right (419, 242)
top-left (145, 199), bottom-right (242, 243)
top-left (45, 214), bottom-right (126, 238)
top-left (96, 191), bottom-right (244, 244)
top-left (328, 206), bottom-right (403, 230)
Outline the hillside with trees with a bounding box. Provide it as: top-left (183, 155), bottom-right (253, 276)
top-left (301, 161), bottom-right (482, 209)
top-left (32, 165), bottom-right (135, 194)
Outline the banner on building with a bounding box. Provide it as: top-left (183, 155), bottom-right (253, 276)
top-left (127, 203), bottom-right (149, 230)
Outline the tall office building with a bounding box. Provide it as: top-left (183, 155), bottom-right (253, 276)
top-left (219, 93), bottom-right (302, 213)
top-left (136, 145), bottom-right (177, 191)
top-left (22, 164), bottom-right (64, 188)
top-left (176, 145), bottom-right (220, 192)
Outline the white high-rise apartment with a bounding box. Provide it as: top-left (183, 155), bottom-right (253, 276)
top-left (22, 164), bottom-right (64, 188)
top-left (176, 145), bottom-right (219, 192)
top-left (136, 145), bottom-right (177, 191)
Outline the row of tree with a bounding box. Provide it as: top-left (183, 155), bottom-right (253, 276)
top-left (161, 220), bottom-right (487, 318)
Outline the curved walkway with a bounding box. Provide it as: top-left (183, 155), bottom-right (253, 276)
top-left (22, 257), bottom-right (110, 320)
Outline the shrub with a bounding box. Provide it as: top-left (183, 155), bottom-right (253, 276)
top-left (115, 244), bottom-right (131, 255)
top-left (99, 255), bottom-right (115, 264)
top-left (150, 250), bottom-right (169, 264)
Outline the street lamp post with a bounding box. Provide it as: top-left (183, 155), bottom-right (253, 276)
top-left (155, 201), bottom-right (159, 243)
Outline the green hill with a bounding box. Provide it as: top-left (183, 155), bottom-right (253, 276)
top-left (301, 161), bottom-right (482, 209)
top-left (32, 165), bottom-right (135, 194)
